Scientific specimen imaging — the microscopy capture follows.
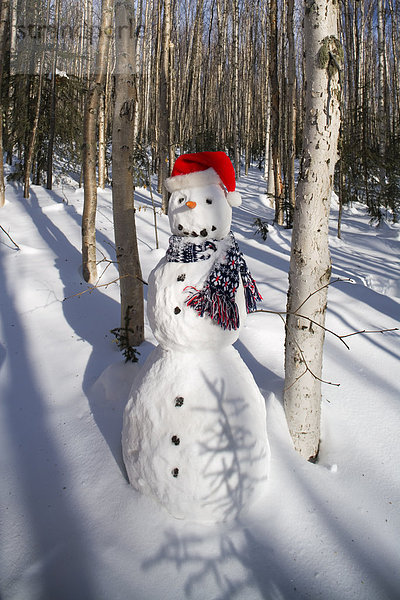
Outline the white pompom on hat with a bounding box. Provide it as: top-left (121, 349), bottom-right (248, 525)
top-left (165, 151), bottom-right (242, 207)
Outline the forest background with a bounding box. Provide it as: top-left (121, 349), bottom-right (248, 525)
top-left (0, 0), bottom-right (399, 221)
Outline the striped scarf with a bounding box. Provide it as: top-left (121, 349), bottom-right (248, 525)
top-left (166, 231), bottom-right (262, 330)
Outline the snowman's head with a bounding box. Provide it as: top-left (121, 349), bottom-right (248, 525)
top-left (165, 152), bottom-right (241, 241)
top-left (168, 183), bottom-right (233, 240)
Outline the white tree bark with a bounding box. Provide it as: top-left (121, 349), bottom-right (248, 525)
top-left (0, 0), bottom-right (10, 207)
top-left (377, 0), bottom-right (386, 189)
top-left (159, 0), bottom-right (172, 213)
top-left (98, 89), bottom-right (107, 189)
top-left (81, 0), bottom-right (113, 283)
top-left (263, 84), bottom-right (271, 181)
top-left (284, 0), bottom-right (342, 461)
top-left (232, 0), bottom-right (240, 178)
top-left (112, 0), bottom-right (144, 348)
top-left (286, 0), bottom-right (296, 219)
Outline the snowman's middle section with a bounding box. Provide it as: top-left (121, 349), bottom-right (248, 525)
top-left (147, 238), bottom-right (247, 351)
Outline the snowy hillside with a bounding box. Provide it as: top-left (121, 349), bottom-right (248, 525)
top-left (0, 168), bottom-right (399, 600)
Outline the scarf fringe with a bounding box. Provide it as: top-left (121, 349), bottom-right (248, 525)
top-left (242, 273), bottom-right (263, 314)
top-left (185, 286), bottom-right (240, 331)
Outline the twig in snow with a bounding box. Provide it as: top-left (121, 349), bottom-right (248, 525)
top-left (0, 225), bottom-right (20, 250)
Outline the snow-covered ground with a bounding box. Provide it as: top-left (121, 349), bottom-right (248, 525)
top-left (0, 167), bottom-right (399, 600)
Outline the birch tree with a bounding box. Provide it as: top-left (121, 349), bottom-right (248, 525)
top-left (81, 0), bottom-right (113, 284)
top-left (46, 0), bottom-right (61, 190)
top-left (377, 0), bottom-right (386, 195)
top-left (232, 0), bottom-right (240, 178)
top-left (0, 0), bottom-right (10, 208)
top-left (284, 0), bottom-right (342, 461)
top-left (286, 0), bottom-right (296, 221)
top-left (158, 0), bottom-right (172, 213)
top-left (23, 0), bottom-right (50, 199)
top-left (112, 0), bottom-right (144, 349)
top-left (269, 0), bottom-right (284, 224)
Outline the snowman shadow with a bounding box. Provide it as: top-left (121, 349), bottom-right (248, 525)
top-left (87, 340), bottom-right (156, 480)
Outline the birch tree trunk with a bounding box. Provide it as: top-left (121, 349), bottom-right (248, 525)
top-left (388, 0), bottom-right (399, 137)
top-left (286, 0), bottom-right (296, 222)
top-left (0, 0), bottom-right (10, 208)
top-left (377, 0), bottom-right (386, 194)
top-left (81, 0), bottom-right (113, 283)
top-left (269, 0), bottom-right (284, 225)
top-left (215, 0), bottom-right (228, 149)
top-left (46, 0), bottom-right (61, 190)
top-left (284, 0), bottom-right (342, 461)
top-left (23, 0), bottom-right (50, 199)
top-left (262, 0), bottom-right (271, 182)
top-left (23, 79), bottom-right (45, 199)
top-left (98, 89), bottom-right (107, 189)
top-left (5, 0), bottom-right (17, 165)
top-left (112, 0), bottom-right (144, 349)
top-left (263, 84), bottom-right (271, 181)
top-left (232, 0), bottom-right (240, 178)
top-left (159, 0), bottom-right (171, 213)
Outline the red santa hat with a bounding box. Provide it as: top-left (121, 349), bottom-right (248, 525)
top-left (164, 151), bottom-right (242, 207)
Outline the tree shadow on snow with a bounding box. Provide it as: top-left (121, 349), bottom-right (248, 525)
top-left (24, 188), bottom-right (137, 477)
top-left (141, 470), bottom-right (338, 600)
top-left (235, 339), bottom-right (283, 400)
top-left (190, 372), bottom-right (267, 522)
top-left (288, 446), bottom-right (400, 598)
top-left (140, 402), bottom-right (400, 600)
top-left (0, 245), bottom-right (96, 599)
top-left (141, 524), bottom-right (302, 600)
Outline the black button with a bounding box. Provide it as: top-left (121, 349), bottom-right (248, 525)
top-left (172, 467), bottom-right (179, 478)
top-left (174, 306), bottom-right (181, 314)
top-left (175, 397), bottom-right (184, 407)
top-left (171, 435), bottom-right (180, 446)
top-left (177, 274), bottom-right (186, 282)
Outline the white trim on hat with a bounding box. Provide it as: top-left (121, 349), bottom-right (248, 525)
top-left (164, 167), bottom-right (221, 193)
top-left (226, 191), bottom-right (242, 207)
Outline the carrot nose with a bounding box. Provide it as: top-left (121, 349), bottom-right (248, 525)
top-left (186, 201), bottom-right (197, 209)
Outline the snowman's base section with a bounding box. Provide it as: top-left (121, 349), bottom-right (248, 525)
top-left (122, 345), bottom-right (270, 523)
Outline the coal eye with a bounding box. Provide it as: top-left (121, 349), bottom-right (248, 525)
top-left (178, 197), bottom-right (185, 204)
top-left (206, 198), bottom-right (213, 204)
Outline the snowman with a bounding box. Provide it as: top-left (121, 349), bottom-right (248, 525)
top-left (122, 152), bottom-right (270, 522)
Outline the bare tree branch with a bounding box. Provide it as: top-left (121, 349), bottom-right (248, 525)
top-left (275, 310), bottom-right (341, 389)
top-left (0, 224), bottom-right (20, 250)
top-left (293, 277), bottom-right (354, 313)
top-left (254, 277), bottom-right (398, 388)
top-left (63, 273), bottom-right (148, 301)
